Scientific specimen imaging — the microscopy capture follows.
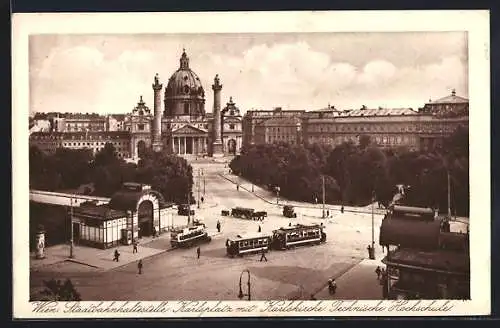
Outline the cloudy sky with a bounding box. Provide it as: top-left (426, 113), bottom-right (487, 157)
top-left (29, 32), bottom-right (468, 115)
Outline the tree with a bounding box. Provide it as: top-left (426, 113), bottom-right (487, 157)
top-left (40, 278), bottom-right (81, 301)
top-left (359, 135), bottom-right (371, 149)
top-left (136, 150), bottom-right (194, 204)
top-left (94, 142), bottom-right (120, 167)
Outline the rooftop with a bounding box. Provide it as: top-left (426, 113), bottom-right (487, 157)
top-left (428, 90), bottom-right (469, 104)
top-left (73, 204), bottom-right (127, 221)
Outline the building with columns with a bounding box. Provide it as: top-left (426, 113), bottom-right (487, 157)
top-left (29, 50), bottom-right (243, 159)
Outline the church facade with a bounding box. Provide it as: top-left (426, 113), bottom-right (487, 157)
top-left (29, 50), bottom-right (243, 159)
top-left (128, 49), bottom-right (243, 159)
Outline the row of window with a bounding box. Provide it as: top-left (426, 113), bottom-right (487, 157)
top-left (307, 123), bottom-right (459, 133)
top-left (63, 141), bottom-right (128, 147)
top-left (308, 134), bottom-right (417, 145)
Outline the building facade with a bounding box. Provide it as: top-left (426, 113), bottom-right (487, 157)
top-left (30, 131), bottom-right (132, 158)
top-left (71, 183), bottom-right (177, 249)
top-left (242, 90), bottom-right (468, 152)
top-left (379, 205), bottom-right (470, 300)
top-left (221, 97), bottom-right (243, 154)
top-left (29, 50), bottom-right (243, 158)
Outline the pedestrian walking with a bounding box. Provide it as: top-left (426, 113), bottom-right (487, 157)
top-left (259, 248), bottom-right (268, 262)
top-left (152, 227), bottom-right (157, 238)
top-left (340, 205), bottom-right (344, 213)
top-left (113, 249), bottom-right (120, 262)
top-left (327, 210), bottom-right (330, 217)
top-left (201, 196), bottom-right (204, 203)
top-left (133, 240), bottom-right (138, 254)
top-left (258, 225), bottom-right (261, 233)
top-left (216, 220), bottom-right (221, 233)
top-left (289, 222), bottom-right (292, 227)
top-left (137, 260), bottom-right (143, 274)
top-left (375, 266), bottom-right (382, 280)
top-left (236, 185), bottom-right (239, 191)
top-left (196, 246), bottom-right (201, 259)
top-left (328, 279), bottom-right (337, 295)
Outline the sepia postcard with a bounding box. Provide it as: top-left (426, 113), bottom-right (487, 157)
top-left (12, 10), bottom-right (490, 318)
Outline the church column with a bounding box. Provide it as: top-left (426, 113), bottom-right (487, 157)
top-left (211, 74), bottom-right (223, 156)
top-left (183, 137), bottom-right (186, 155)
top-left (171, 137), bottom-right (175, 153)
top-left (191, 137), bottom-right (195, 155)
top-left (176, 137), bottom-right (180, 154)
top-left (152, 74), bottom-right (163, 152)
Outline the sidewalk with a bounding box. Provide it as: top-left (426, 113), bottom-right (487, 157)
top-left (313, 257), bottom-right (385, 300)
top-left (220, 173), bottom-right (387, 216)
top-left (30, 234), bottom-right (173, 272)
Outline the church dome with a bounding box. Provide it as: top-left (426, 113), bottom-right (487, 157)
top-left (164, 50), bottom-right (206, 117)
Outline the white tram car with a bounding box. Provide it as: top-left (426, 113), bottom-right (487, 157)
top-left (170, 224), bottom-right (211, 248)
top-left (270, 223), bottom-right (326, 250)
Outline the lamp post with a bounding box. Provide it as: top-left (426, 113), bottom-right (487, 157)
top-left (127, 210), bottom-right (133, 244)
top-left (197, 169), bottom-right (201, 209)
top-left (69, 196), bottom-right (74, 258)
top-left (370, 190), bottom-right (376, 260)
top-left (322, 175), bottom-right (326, 218)
top-left (238, 269), bottom-right (251, 301)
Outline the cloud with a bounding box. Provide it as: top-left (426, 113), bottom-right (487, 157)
top-left (30, 38), bottom-right (468, 115)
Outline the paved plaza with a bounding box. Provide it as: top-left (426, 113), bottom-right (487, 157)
top-left (30, 159), bottom-right (391, 301)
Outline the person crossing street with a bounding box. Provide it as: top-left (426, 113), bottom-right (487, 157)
top-left (138, 260), bottom-right (143, 274)
top-left (259, 248), bottom-right (268, 262)
top-left (196, 246), bottom-right (201, 259)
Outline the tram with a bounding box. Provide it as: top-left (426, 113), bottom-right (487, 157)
top-left (226, 233), bottom-right (271, 257)
top-left (170, 223), bottom-right (211, 248)
top-left (270, 223), bottom-right (326, 250)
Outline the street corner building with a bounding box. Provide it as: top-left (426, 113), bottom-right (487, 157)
top-left (378, 205), bottom-right (470, 300)
top-left (71, 183), bottom-right (176, 249)
top-left (242, 90), bottom-right (468, 151)
top-left (29, 49), bottom-right (243, 160)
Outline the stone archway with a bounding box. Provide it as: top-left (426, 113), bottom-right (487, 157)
top-left (134, 191), bottom-right (163, 238)
top-left (228, 138), bottom-right (236, 154)
top-left (138, 200), bottom-right (154, 237)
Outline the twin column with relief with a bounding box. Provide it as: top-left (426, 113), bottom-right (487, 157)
top-left (152, 74), bottom-right (163, 152)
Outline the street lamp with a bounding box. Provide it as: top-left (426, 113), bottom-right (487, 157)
top-left (69, 196), bottom-right (74, 258)
top-left (370, 190), bottom-right (376, 260)
top-left (238, 269), bottom-right (251, 301)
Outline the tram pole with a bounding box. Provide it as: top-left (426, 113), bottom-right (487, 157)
top-left (322, 175), bottom-right (326, 219)
top-left (69, 196), bottom-right (74, 258)
top-left (197, 169), bottom-right (201, 209)
top-left (371, 190), bottom-right (375, 260)
top-left (187, 191), bottom-right (191, 226)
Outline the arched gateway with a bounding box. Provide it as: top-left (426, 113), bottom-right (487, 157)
top-left (108, 183), bottom-right (167, 239)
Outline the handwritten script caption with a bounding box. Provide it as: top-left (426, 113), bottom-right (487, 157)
top-left (31, 300), bottom-right (456, 316)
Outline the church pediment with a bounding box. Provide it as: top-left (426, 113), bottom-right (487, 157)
top-left (172, 124), bottom-right (207, 135)
top-left (223, 117), bottom-right (242, 123)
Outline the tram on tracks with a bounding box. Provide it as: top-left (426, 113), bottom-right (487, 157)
top-left (226, 233), bottom-right (271, 257)
top-left (170, 222), bottom-right (211, 248)
top-left (270, 223), bottom-right (326, 250)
